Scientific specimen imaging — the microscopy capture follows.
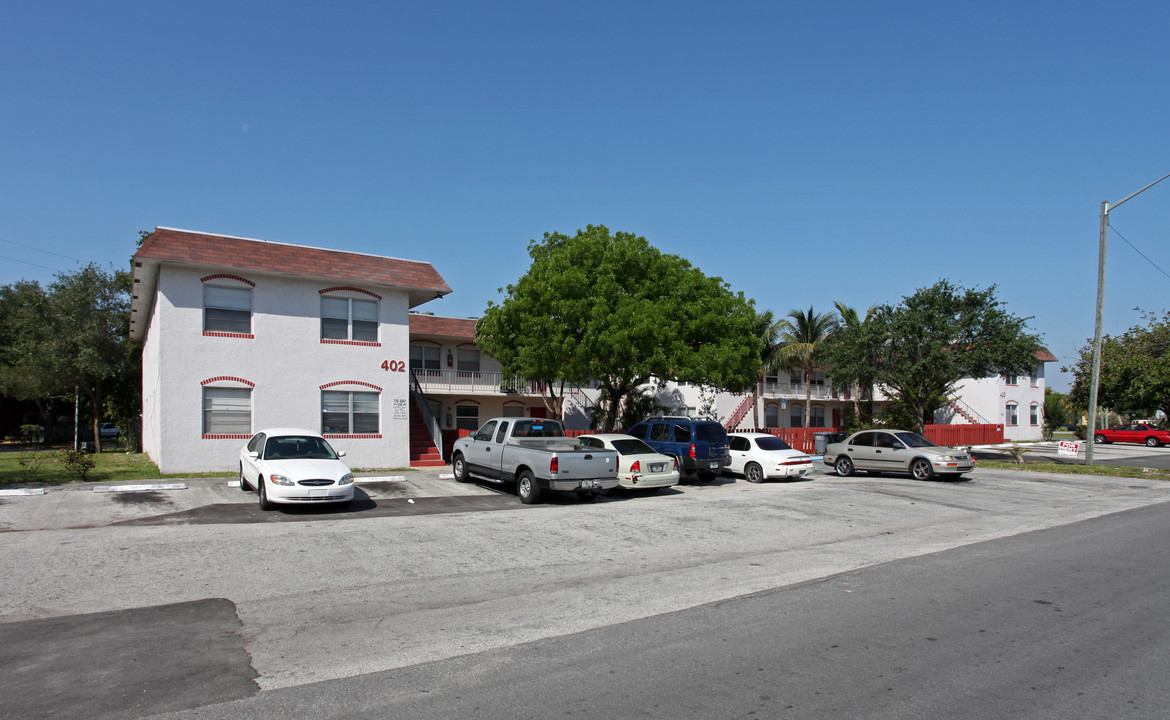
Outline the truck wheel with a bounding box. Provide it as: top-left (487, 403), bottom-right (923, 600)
top-left (517, 470), bottom-right (541, 504)
top-left (452, 453), bottom-right (470, 483)
top-left (576, 490), bottom-right (597, 502)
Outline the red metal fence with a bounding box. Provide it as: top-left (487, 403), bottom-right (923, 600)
top-left (922, 424), bottom-right (1004, 446)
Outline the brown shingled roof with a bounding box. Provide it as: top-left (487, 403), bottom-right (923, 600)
top-left (136, 228), bottom-right (451, 297)
top-left (409, 314), bottom-right (478, 339)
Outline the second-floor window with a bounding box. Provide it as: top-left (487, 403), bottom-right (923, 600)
top-left (1005, 372), bottom-right (1019, 386)
top-left (204, 285), bottom-right (252, 334)
top-left (321, 297), bottom-right (378, 342)
top-left (457, 348), bottom-right (480, 373)
top-left (410, 345), bottom-right (441, 373)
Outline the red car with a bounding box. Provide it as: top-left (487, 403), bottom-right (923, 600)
top-left (1093, 423), bottom-right (1170, 448)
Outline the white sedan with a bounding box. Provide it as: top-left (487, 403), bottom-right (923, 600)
top-left (726, 432), bottom-right (814, 482)
top-left (239, 428), bottom-right (355, 510)
top-left (577, 434), bottom-right (680, 491)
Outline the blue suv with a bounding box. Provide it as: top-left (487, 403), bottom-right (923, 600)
top-left (625, 416), bottom-right (731, 481)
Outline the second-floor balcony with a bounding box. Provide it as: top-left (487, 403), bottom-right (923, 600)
top-left (413, 369), bottom-right (553, 397)
top-left (761, 381), bottom-right (853, 401)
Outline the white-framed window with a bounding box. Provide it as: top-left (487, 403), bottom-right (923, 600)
top-left (1005, 372), bottom-right (1019, 386)
top-left (765, 404), bottom-right (779, 427)
top-left (809, 371), bottom-right (825, 386)
top-left (1006, 402), bottom-right (1019, 426)
top-left (810, 406), bottom-right (826, 427)
top-left (203, 387), bottom-right (252, 434)
top-left (203, 285), bottom-right (252, 334)
top-left (457, 348), bottom-right (480, 373)
top-left (790, 404), bottom-right (804, 428)
top-left (502, 405), bottom-right (526, 417)
top-left (1030, 402), bottom-right (1040, 426)
top-left (790, 372), bottom-right (802, 385)
top-left (321, 296), bottom-right (378, 342)
top-left (455, 404), bottom-right (479, 431)
top-left (322, 390), bottom-right (380, 434)
top-left (410, 345), bottom-right (441, 373)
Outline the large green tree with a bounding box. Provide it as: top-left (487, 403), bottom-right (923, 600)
top-left (0, 264), bottom-right (132, 451)
top-left (826, 280), bottom-right (1043, 433)
top-left (1067, 309), bottom-right (1170, 422)
top-left (831, 301), bottom-right (876, 424)
top-left (477, 225), bottom-right (763, 431)
top-left (766, 307), bottom-right (838, 429)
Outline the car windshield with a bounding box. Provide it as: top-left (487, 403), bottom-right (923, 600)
top-left (754, 436), bottom-right (793, 451)
top-left (893, 432), bottom-right (935, 448)
top-left (264, 436), bottom-right (339, 460)
top-left (610, 438), bottom-right (656, 455)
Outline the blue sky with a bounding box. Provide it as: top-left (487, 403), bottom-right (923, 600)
top-left (3, 1), bottom-right (1168, 392)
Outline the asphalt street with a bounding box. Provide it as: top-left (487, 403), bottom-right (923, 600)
top-left (2, 463), bottom-right (1169, 719)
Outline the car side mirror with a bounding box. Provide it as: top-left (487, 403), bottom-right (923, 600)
top-left (248, 450), bottom-right (259, 459)
top-left (337, 450), bottom-right (346, 457)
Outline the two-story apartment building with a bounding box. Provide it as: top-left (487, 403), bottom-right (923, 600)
top-left (131, 228), bottom-right (452, 473)
top-left (932, 349), bottom-right (1058, 442)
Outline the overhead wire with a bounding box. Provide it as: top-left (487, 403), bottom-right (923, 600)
top-left (1108, 223), bottom-right (1170, 282)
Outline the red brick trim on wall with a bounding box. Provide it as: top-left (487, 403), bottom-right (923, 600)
top-left (201, 274), bottom-right (256, 287)
top-left (201, 376), bottom-right (256, 387)
top-left (202, 434), bottom-right (252, 440)
top-left (319, 286), bottom-right (383, 300)
top-left (319, 380), bottom-right (383, 391)
top-left (320, 339), bottom-right (381, 347)
top-left (323, 434), bottom-right (383, 439)
top-left (203, 331), bottom-right (255, 339)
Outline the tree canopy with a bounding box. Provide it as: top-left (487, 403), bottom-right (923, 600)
top-left (766, 306), bottom-right (838, 429)
top-left (1067, 309), bottom-right (1170, 422)
top-left (825, 280), bottom-right (1043, 432)
top-left (476, 225), bottom-right (763, 431)
top-left (0, 263), bottom-right (133, 450)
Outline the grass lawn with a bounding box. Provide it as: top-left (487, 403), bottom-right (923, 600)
top-left (0, 444), bottom-right (420, 486)
top-left (0, 446), bottom-right (232, 486)
top-left (976, 458), bottom-right (1170, 481)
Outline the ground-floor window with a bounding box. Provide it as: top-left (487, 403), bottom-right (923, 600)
top-left (1030, 402), bottom-right (1040, 426)
top-left (203, 387), bottom-right (252, 435)
top-left (790, 404), bottom-right (803, 428)
top-left (455, 404), bottom-right (479, 431)
top-left (322, 390), bottom-right (380, 434)
top-left (810, 406), bottom-right (826, 427)
top-left (765, 404), bottom-right (778, 427)
top-left (502, 405), bottom-right (526, 417)
top-left (1006, 402), bottom-right (1019, 426)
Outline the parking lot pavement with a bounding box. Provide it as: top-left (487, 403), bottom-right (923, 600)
top-left (0, 466), bottom-right (499, 532)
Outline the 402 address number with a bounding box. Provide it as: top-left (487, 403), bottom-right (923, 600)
top-left (381, 360), bottom-right (406, 372)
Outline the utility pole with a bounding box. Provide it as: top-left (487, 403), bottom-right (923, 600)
top-left (1085, 172), bottom-right (1170, 465)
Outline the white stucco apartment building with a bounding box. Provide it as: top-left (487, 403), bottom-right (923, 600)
top-left (130, 228), bottom-right (451, 473)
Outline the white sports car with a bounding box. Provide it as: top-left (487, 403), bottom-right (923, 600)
top-left (239, 428), bottom-right (355, 510)
top-left (726, 432), bottom-right (815, 482)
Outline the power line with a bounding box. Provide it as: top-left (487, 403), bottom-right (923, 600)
top-left (0, 236), bottom-right (83, 263)
top-left (0, 253), bottom-right (64, 273)
top-left (1108, 223), bottom-right (1170, 281)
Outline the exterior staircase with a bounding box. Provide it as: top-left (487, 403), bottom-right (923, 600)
top-left (408, 404), bottom-right (444, 467)
top-left (723, 394), bottom-right (756, 431)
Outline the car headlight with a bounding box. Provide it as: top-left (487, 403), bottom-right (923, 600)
top-left (269, 474), bottom-right (295, 486)
top-left (935, 455), bottom-right (956, 462)
top-left (339, 473), bottom-right (354, 485)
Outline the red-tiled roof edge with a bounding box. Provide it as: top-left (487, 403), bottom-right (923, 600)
top-left (409, 313), bottom-right (479, 339)
top-left (1035, 347), bottom-right (1058, 362)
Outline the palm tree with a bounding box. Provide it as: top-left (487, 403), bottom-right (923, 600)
top-left (751, 310), bottom-right (780, 429)
top-left (767, 307), bottom-right (838, 429)
top-left (832, 301), bottom-right (876, 422)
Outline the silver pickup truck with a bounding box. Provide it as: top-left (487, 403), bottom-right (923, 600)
top-left (451, 417), bottom-right (619, 503)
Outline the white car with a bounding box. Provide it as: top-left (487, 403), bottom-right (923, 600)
top-left (577, 434), bottom-right (680, 491)
top-left (239, 428), bottom-right (355, 510)
top-left (726, 432), bottom-right (815, 482)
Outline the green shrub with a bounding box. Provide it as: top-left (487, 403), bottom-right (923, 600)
top-left (58, 449), bottom-right (96, 481)
top-left (17, 452), bottom-right (44, 482)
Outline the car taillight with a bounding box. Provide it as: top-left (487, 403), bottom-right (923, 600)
top-left (550, 457), bottom-right (559, 474)
top-left (672, 457), bottom-right (678, 470)
top-left (689, 444), bottom-right (696, 458)
top-left (630, 460), bottom-right (640, 473)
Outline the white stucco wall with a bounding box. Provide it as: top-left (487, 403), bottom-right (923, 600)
top-left (146, 265), bottom-right (413, 473)
top-left (940, 365), bottom-right (1048, 442)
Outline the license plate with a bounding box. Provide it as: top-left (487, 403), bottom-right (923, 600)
top-left (579, 480), bottom-right (598, 489)
top-left (709, 462), bottom-right (719, 469)
top-left (649, 463), bottom-right (664, 472)
top-left (309, 489), bottom-right (329, 497)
